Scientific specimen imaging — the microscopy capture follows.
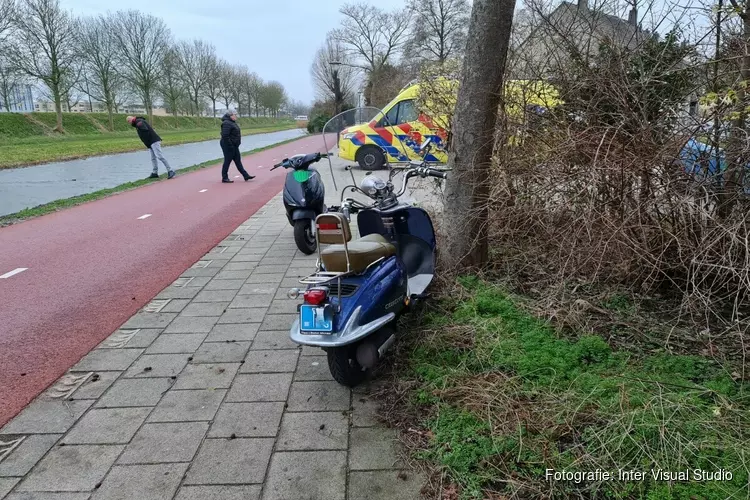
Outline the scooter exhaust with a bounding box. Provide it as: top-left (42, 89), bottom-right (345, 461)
top-left (355, 328), bottom-right (396, 369)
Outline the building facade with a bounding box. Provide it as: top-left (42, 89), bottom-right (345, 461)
top-left (513, 0), bottom-right (642, 79)
top-left (0, 83), bottom-right (34, 112)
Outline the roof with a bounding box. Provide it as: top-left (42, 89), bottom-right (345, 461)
top-left (519, 2), bottom-right (642, 53)
top-left (558, 2), bottom-right (641, 46)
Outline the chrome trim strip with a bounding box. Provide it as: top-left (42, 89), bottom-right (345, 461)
top-left (289, 306), bottom-right (395, 347)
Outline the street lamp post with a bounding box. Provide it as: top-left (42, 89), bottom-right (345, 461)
top-left (329, 61), bottom-right (343, 142)
top-left (358, 91), bottom-right (364, 123)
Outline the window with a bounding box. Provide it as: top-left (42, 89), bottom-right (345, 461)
top-left (397, 100), bottom-right (419, 124)
top-left (377, 99), bottom-right (419, 128)
top-left (380, 104), bottom-right (400, 128)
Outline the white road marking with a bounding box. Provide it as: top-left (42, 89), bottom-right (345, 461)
top-left (199, 189), bottom-right (208, 193)
top-left (234, 175), bottom-right (241, 178)
top-left (137, 214), bottom-right (152, 220)
top-left (0, 268), bottom-right (28, 279)
top-left (257, 165), bottom-right (264, 169)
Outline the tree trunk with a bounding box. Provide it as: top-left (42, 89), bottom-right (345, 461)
top-left (145, 88), bottom-right (153, 123)
top-left (53, 88), bottom-right (64, 133)
top-left (212, 99), bottom-right (216, 117)
top-left (364, 77), bottom-right (374, 107)
top-left (721, 6), bottom-right (750, 218)
top-left (0, 86), bottom-right (10, 112)
top-left (107, 103), bottom-right (114, 131)
top-left (440, 0), bottom-right (515, 270)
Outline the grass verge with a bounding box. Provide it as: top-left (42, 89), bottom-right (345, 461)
top-left (0, 124), bottom-right (298, 169)
top-left (382, 277), bottom-right (749, 499)
top-left (0, 136), bottom-right (306, 227)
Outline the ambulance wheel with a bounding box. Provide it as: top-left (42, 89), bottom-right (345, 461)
top-left (356, 146), bottom-right (386, 170)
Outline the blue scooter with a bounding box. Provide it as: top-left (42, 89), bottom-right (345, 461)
top-left (287, 139), bottom-right (447, 386)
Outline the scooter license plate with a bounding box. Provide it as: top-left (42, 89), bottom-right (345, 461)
top-left (299, 304), bottom-right (333, 334)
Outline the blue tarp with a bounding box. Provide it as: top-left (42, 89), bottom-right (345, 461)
top-left (679, 138), bottom-right (724, 179)
top-left (679, 138), bottom-right (750, 193)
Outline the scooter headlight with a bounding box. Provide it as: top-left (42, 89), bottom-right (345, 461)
top-left (360, 175), bottom-right (387, 196)
top-left (288, 288), bottom-right (300, 299)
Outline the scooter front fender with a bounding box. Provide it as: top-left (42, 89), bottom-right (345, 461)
top-left (291, 209), bottom-right (317, 221)
top-left (289, 306), bottom-right (395, 348)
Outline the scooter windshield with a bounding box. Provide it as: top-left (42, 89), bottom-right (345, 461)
top-left (320, 106), bottom-right (412, 189)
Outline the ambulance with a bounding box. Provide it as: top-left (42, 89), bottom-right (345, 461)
top-left (338, 79), bottom-right (561, 169)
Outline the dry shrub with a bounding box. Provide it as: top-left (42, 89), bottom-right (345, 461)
top-left (486, 31), bottom-right (750, 361)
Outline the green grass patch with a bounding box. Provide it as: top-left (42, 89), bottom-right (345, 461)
top-left (87, 113), bottom-right (133, 132)
top-left (0, 136), bottom-right (306, 226)
top-left (0, 112), bottom-right (293, 138)
top-left (0, 124), bottom-right (298, 169)
top-left (403, 277), bottom-right (749, 499)
top-left (0, 112), bottom-right (47, 138)
top-left (25, 112), bottom-right (103, 134)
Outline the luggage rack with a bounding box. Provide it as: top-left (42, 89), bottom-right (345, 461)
top-left (298, 270), bottom-right (352, 312)
top-left (295, 213), bottom-right (386, 305)
top-left (298, 270), bottom-right (352, 286)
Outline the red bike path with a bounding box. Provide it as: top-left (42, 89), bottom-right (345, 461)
top-left (0, 135), bottom-right (327, 426)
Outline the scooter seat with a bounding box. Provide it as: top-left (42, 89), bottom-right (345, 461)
top-left (321, 234), bottom-right (396, 273)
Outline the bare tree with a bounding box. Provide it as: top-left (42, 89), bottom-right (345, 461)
top-left (111, 10), bottom-right (171, 122)
top-left (203, 54), bottom-right (223, 117)
top-left (159, 47), bottom-right (186, 116)
top-left (0, 46), bottom-right (24, 112)
top-left (176, 39), bottom-right (215, 116)
top-left (229, 64), bottom-right (248, 116)
top-left (311, 35), bottom-right (357, 114)
top-left (720, 0), bottom-right (750, 216)
top-left (63, 80), bottom-right (83, 111)
top-left (78, 16), bottom-right (123, 129)
top-left (442, 0), bottom-right (516, 269)
top-left (216, 60), bottom-right (235, 112)
top-left (8, 0), bottom-right (78, 131)
top-left (260, 81), bottom-right (287, 117)
top-left (245, 72), bottom-right (263, 117)
top-left (0, 0), bottom-right (16, 41)
top-left (288, 99), bottom-right (310, 117)
top-left (406, 0), bottom-right (470, 63)
top-left (333, 3), bottom-right (411, 104)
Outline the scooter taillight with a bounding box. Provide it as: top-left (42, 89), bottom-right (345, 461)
top-left (303, 288), bottom-right (328, 305)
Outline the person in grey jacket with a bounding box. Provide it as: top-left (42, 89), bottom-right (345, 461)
top-left (126, 116), bottom-right (175, 179)
top-left (220, 110), bottom-right (254, 183)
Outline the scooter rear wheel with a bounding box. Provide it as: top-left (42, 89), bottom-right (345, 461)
top-left (294, 219), bottom-right (316, 255)
top-left (327, 346), bottom-right (367, 387)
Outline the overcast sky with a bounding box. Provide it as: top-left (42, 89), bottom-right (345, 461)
top-left (62, 0), bottom-right (409, 104)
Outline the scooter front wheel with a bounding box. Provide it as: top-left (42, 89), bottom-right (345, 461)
top-left (327, 346), bottom-right (367, 387)
top-left (294, 219), bottom-right (316, 255)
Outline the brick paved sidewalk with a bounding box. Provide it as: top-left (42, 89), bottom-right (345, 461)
top-left (0, 189), bottom-right (429, 499)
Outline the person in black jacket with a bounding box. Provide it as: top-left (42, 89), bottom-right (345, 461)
top-left (220, 110), bottom-right (254, 183)
top-left (126, 116), bottom-right (175, 179)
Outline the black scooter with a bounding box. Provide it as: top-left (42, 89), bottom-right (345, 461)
top-left (271, 153), bottom-right (330, 254)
